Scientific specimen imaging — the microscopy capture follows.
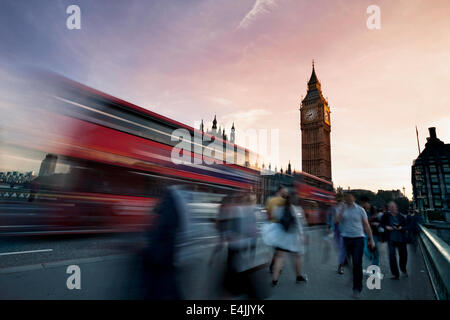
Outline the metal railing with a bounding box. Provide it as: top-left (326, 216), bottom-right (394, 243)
top-left (419, 224), bottom-right (450, 300)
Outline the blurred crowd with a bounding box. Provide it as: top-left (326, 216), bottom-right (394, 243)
top-left (139, 185), bottom-right (423, 300)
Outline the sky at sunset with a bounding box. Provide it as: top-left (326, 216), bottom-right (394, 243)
top-left (1, 0), bottom-right (450, 198)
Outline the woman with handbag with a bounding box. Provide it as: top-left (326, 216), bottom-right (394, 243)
top-left (262, 194), bottom-right (307, 286)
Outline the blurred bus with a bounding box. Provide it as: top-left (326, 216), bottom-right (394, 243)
top-left (0, 72), bottom-right (260, 235)
top-left (260, 171), bottom-right (335, 225)
top-left (294, 172), bottom-right (335, 225)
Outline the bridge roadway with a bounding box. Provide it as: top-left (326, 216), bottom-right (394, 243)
top-left (0, 224), bottom-right (435, 300)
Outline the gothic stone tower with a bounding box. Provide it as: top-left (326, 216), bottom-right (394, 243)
top-left (300, 61), bottom-right (332, 181)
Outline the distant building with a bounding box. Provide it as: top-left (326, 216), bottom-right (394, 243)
top-left (199, 116), bottom-right (250, 166)
top-left (411, 127), bottom-right (450, 216)
top-left (0, 171), bottom-right (34, 188)
top-left (200, 115), bottom-right (235, 143)
top-left (377, 189), bottom-right (403, 200)
top-left (38, 154), bottom-right (57, 176)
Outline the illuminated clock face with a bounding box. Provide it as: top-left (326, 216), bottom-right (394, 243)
top-left (305, 109), bottom-right (317, 121)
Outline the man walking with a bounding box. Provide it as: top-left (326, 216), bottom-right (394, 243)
top-left (335, 193), bottom-right (375, 298)
top-left (382, 201), bottom-right (408, 279)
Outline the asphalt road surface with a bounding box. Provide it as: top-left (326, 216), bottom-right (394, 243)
top-left (0, 223), bottom-right (436, 299)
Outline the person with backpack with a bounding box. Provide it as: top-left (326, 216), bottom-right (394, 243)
top-left (262, 194), bottom-right (307, 286)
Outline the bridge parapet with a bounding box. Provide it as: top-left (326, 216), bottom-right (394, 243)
top-left (420, 224), bottom-right (450, 300)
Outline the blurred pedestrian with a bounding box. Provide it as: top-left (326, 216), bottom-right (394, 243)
top-left (265, 185), bottom-right (288, 273)
top-left (240, 192), bottom-right (258, 260)
top-left (382, 201), bottom-right (408, 280)
top-left (335, 193), bottom-right (375, 298)
top-left (406, 209), bottom-right (422, 254)
top-left (265, 185), bottom-right (288, 222)
top-left (361, 196), bottom-right (380, 266)
top-left (376, 207), bottom-right (387, 243)
top-left (327, 193), bottom-right (347, 274)
top-left (209, 193), bottom-right (235, 266)
top-left (262, 194), bottom-right (307, 286)
top-left (221, 192), bottom-right (262, 299)
top-left (142, 185), bottom-right (191, 300)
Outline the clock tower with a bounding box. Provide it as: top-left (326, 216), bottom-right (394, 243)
top-left (300, 61), bottom-right (332, 181)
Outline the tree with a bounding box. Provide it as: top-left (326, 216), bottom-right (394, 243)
top-left (345, 189), bottom-right (411, 213)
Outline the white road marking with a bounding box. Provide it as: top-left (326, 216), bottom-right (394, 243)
top-left (0, 249), bottom-right (53, 256)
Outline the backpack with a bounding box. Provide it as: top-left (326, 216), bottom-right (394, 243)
top-left (280, 205), bottom-right (296, 231)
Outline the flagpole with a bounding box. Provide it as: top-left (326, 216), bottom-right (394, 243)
top-left (416, 125), bottom-right (421, 155)
top-left (415, 125), bottom-right (427, 223)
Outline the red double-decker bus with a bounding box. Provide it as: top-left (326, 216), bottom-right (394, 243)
top-left (294, 172), bottom-right (335, 225)
top-left (260, 170), bottom-right (335, 225)
top-left (0, 72), bottom-right (260, 235)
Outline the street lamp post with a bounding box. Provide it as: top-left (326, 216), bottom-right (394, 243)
top-left (417, 190), bottom-right (428, 224)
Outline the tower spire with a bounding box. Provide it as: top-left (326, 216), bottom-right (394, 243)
top-left (308, 60), bottom-right (319, 85)
top-left (230, 122), bottom-right (236, 143)
top-left (212, 115), bottom-right (217, 130)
